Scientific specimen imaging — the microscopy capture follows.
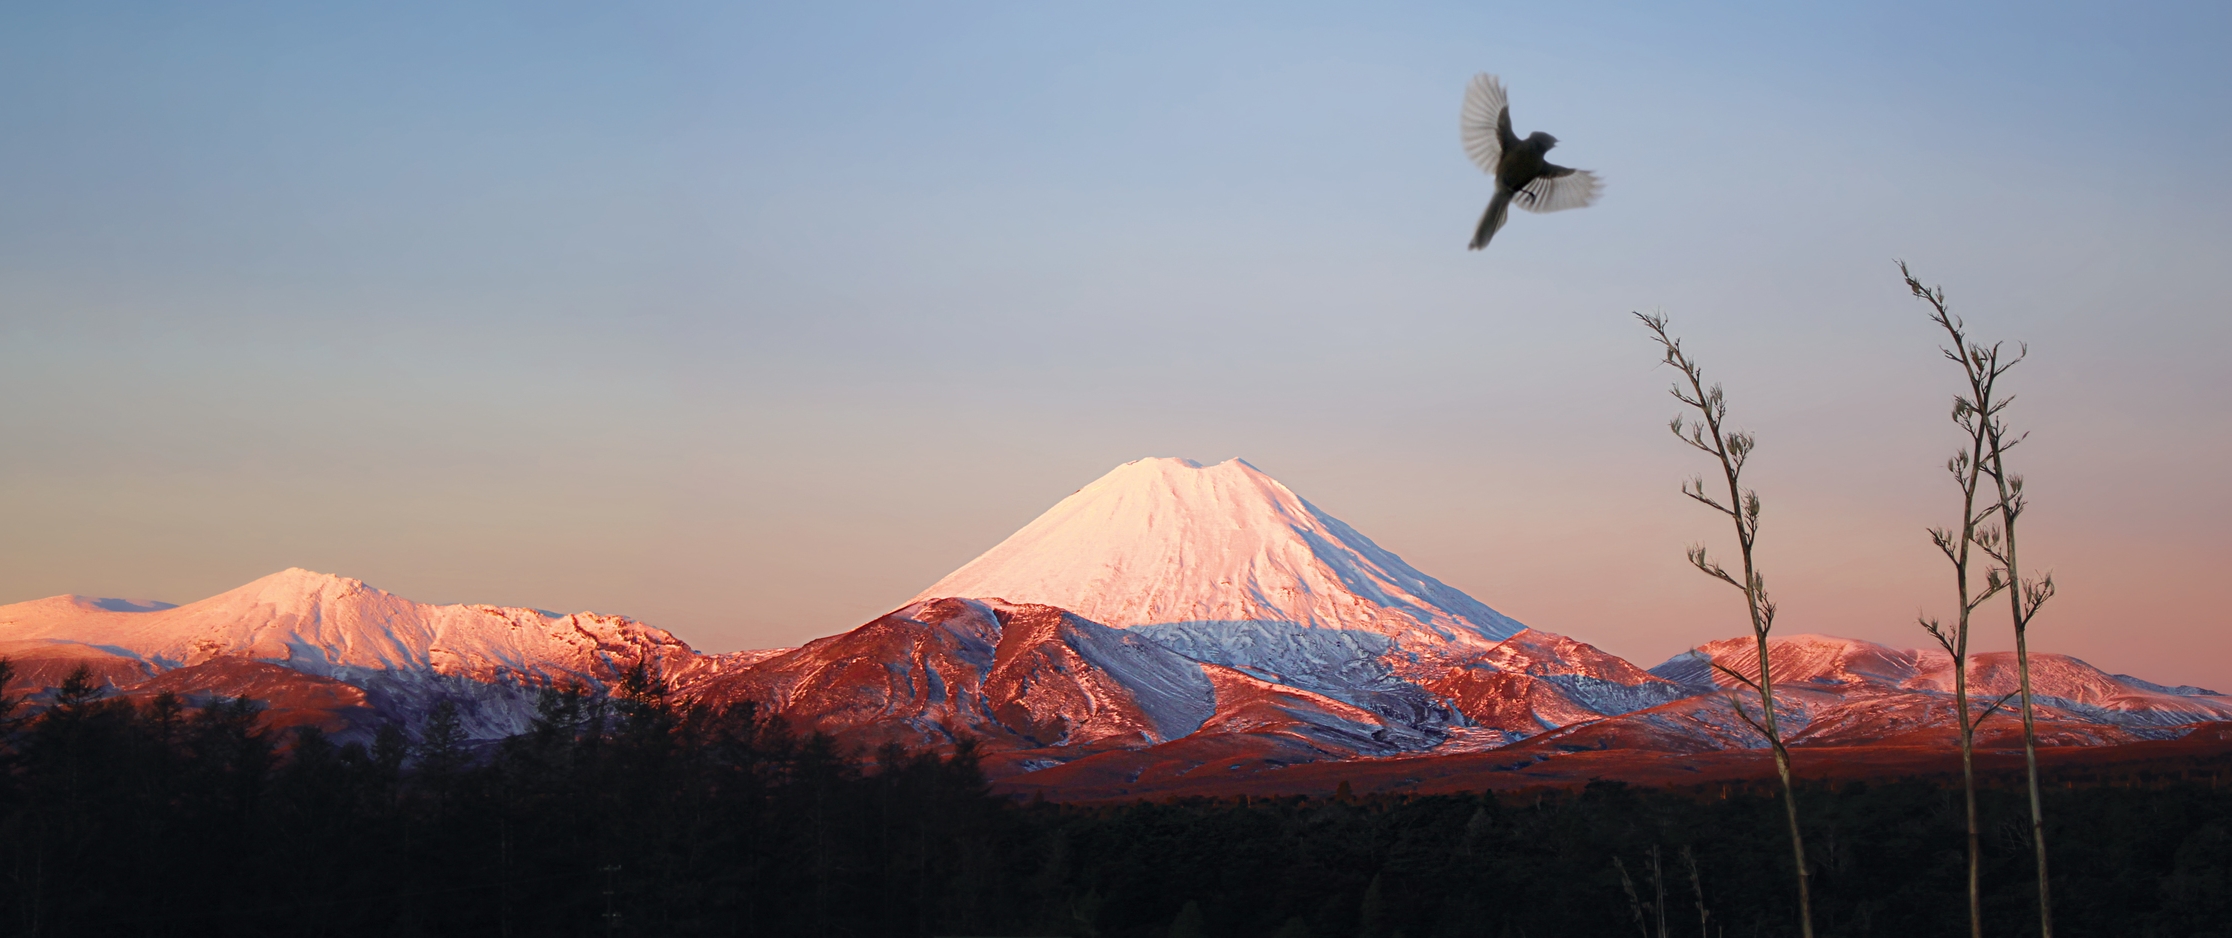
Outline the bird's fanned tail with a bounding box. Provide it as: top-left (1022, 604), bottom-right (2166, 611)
top-left (1469, 188), bottom-right (1513, 251)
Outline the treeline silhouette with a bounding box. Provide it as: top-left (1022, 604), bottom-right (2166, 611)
top-left (4, 660), bottom-right (2231, 938)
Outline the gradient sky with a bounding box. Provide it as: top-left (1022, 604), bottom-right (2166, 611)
top-left (4, 2), bottom-right (2228, 687)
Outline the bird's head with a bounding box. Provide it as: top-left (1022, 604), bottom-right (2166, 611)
top-left (1527, 131), bottom-right (1559, 151)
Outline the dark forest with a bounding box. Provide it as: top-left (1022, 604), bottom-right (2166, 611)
top-left (4, 661), bottom-right (2229, 938)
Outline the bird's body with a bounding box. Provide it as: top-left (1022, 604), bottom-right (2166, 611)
top-left (1460, 74), bottom-right (1600, 249)
top-left (1495, 134), bottom-right (1559, 191)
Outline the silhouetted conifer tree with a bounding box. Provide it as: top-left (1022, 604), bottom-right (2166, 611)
top-left (0, 656), bottom-right (20, 728)
top-left (415, 699), bottom-right (469, 777)
top-left (4, 655), bottom-right (2227, 937)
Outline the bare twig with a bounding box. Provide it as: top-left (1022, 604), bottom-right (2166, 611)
top-left (1710, 662), bottom-right (1761, 693)
top-left (1975, 690), bottom-right (2024, 728)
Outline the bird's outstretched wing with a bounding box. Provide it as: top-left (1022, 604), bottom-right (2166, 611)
top-left (1514, 165), bottom-right (1602, 213)
top-left (1460, 73), bottom-right (1516, 174)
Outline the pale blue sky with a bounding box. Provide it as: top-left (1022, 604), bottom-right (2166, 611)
top-left (4, 2), bottom-right (2228, 684)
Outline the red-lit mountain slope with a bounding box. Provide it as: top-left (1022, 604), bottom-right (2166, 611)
top-left (695, 598), bottom-right (1215, 754)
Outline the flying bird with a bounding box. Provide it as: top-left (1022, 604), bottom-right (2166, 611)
top-left (1460, 73), bottom-right (1601, 250)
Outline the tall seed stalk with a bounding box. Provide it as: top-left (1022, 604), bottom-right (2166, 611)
top-left (1904, 262), bottom-right (2019, 938)
top-left (1638, 312), bottom-right (1813, 938)
top-left (1974, 321), bottom-right (2059, 938)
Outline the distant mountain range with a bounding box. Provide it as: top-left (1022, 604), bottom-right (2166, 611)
top-left (4, 457), bottom-right (2222, 792)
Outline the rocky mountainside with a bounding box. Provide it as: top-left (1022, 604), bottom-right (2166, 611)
top-left (1504, 634), bottom-right (2232, 756)
top-left (697, 598), bottom-right (1216, 755)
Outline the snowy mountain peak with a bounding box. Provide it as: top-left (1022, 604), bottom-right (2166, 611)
top-left (1665, 634), bottom-right (1927, 689)
top-left (911, 457), bottom-right (1522, 650)
top-left (256, 566), bottom-right (369, 593)
top-left (1, 568), bottom-right (694, 682)
top-left (224, 567), bottom-right (376, 612)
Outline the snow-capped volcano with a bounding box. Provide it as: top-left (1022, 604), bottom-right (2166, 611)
top-left (900, 457), bottom-right (1679, 749)
top-left (915, 457), bottom-right (1523, 651)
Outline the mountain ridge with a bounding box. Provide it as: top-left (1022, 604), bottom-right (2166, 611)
top-left (4, 458), bottom-right (2223, 790)
top-left (7, 567), bottom-right (2223, 775)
